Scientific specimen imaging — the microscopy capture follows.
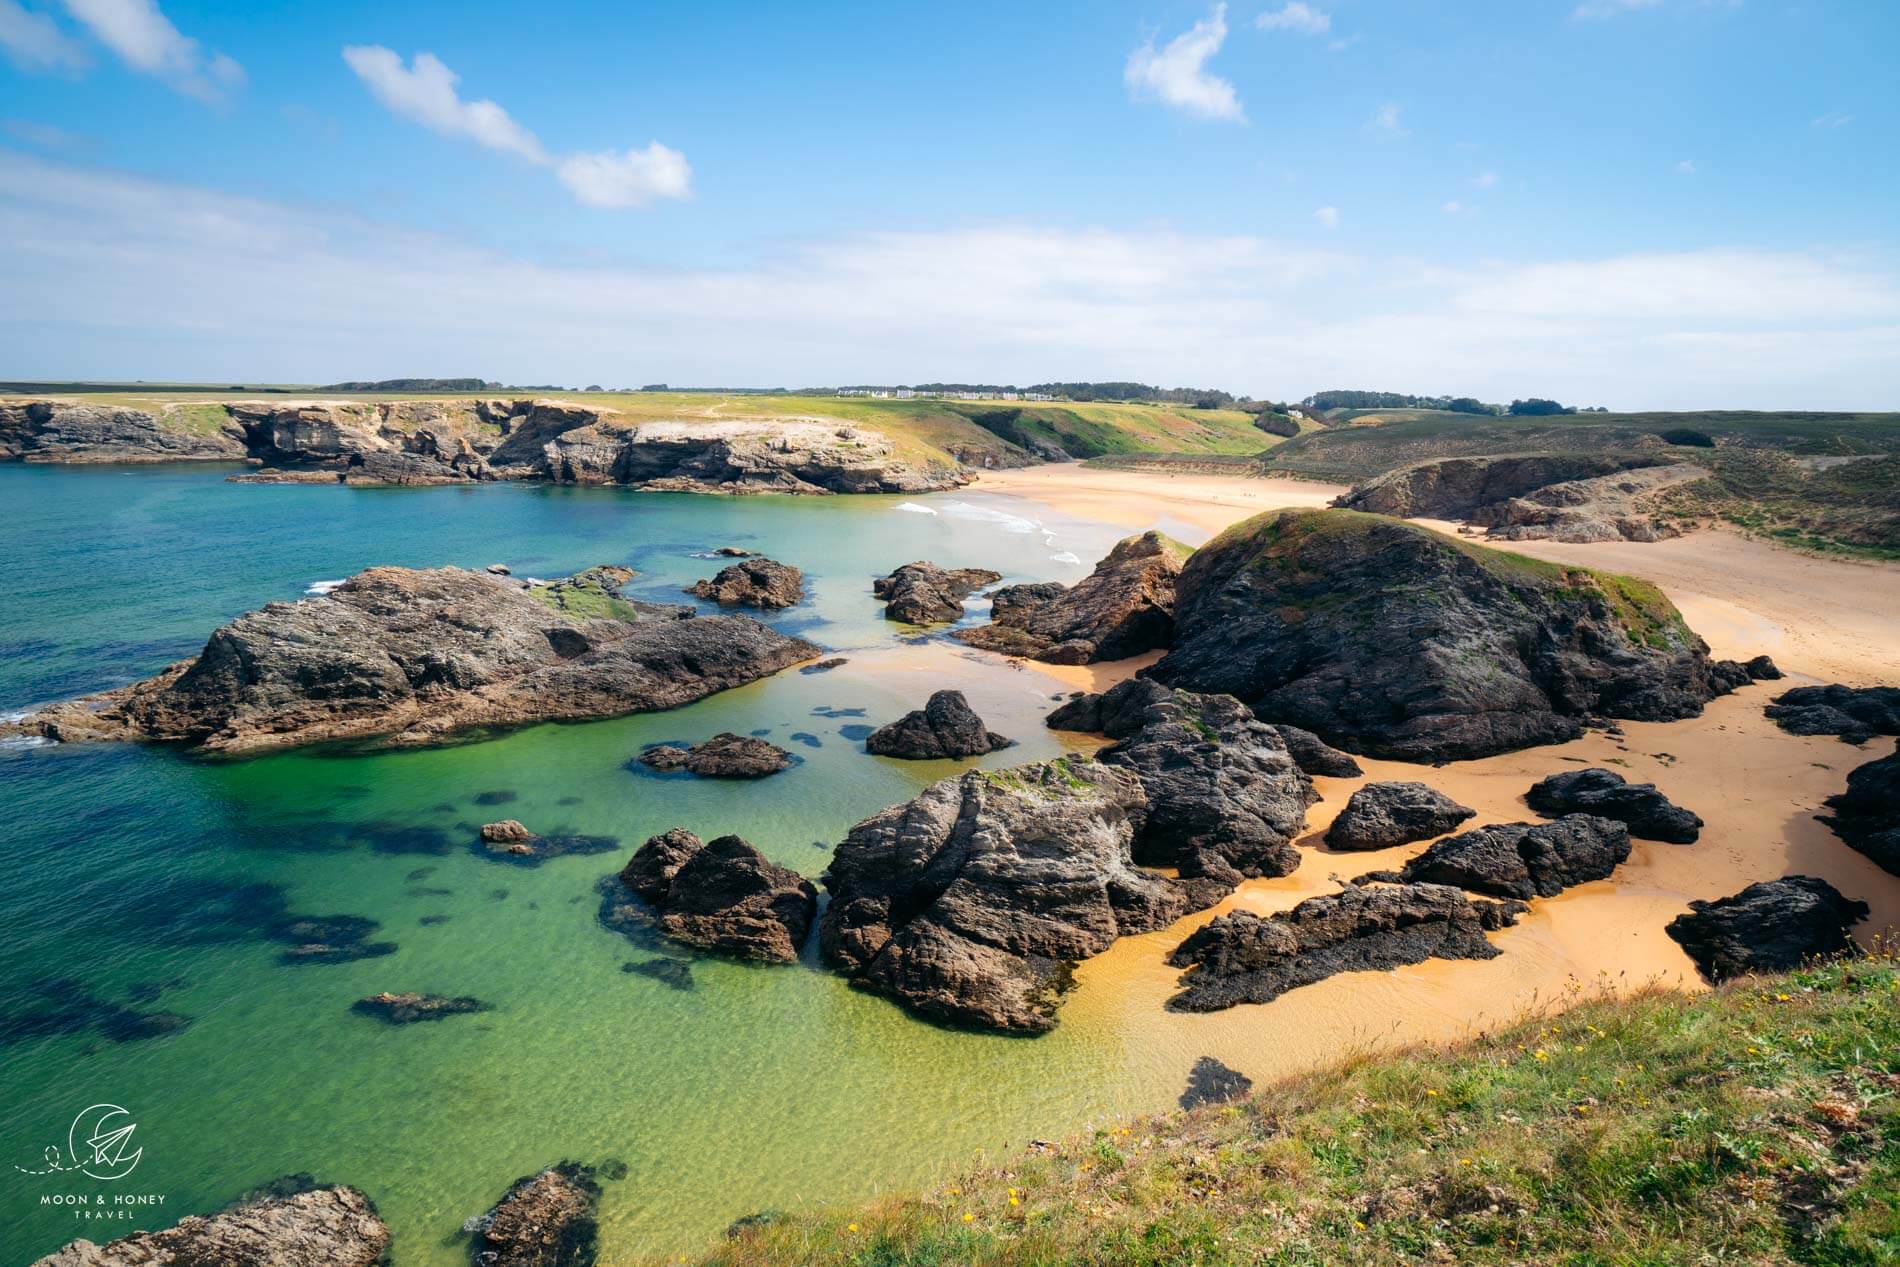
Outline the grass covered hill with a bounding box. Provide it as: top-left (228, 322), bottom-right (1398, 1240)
top-left (691, 956), bottom-right (1899, 1266)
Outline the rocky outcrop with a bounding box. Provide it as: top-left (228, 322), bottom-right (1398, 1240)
top-left (1167, 883), bottom-right (1526, 1012)
top-left (482, 820), bottom-right (534, 844)
top-left (819, 757), bottom-right (1189, 1033)
top-left (686, 557), bottom-right (804, 609)
top-left (874, 561), bottom-right (1002, 624)
top-left (533, 415), bottom-right (959, 493)
top-left (30, 1184), bottom-right (389, 1267)
top-left (1665, 876), bottom-right (1869, 982)
top-left (638, 733), bottom-right (794, 777)
top-left (956, 531), bottom-right (1190, 664)
top-left (1, 565), bottom-right (818, 754)
top-left (469, 1162), bottom-right (601, 1267)
top-left (1, 399), bottom-right (246, 463)
top-left (1471, 463), bottom-right (1707, 543)
top-left (351, 991), bottom-right (489, 1023)
top-left (1150, 509), bottom-right (1762, 762)
top-left (1356, 816), bottom-right (1632, 900)
top-left (1270, 724), bottom-right (1364, 778)
top-left (1766, 684), bottom-right (1900, 744)
top-left (1526, 767), bottom-right (1703, 843)
top-left (1047, 679), bottom-right (1315, 902)
top-left (1324, 782), bottom-right (1475, 851)
top-left (612, 830), bottom-right (816, 962)
top-left (1820, 750), bottom-right (1900, 875)
top-left (864, 690), bottom-right (1014, 759)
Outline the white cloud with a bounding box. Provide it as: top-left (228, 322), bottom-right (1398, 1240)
top-left (4, 151), bottom-right (1896, 409)
top-left (1441, 200), bottom-right (1463, 214)
top-left (342, 47), bottom-right (545, 162)
top-left (1573, 0), bottom-right (1663, 17)
top-left (556, 143), bottom-right (693, 209)
top-left (1125, 4), bottom-right (1244, 122)
top-left (1256, 2), bottom-right (1329, 35)
top-left (1811, 113), bottom-right (1852, 128)
top-left (0, 0), bottom-right (85, 70)
top-left (59, 0), bottom-right (241, 100)
top-left (1676, 158), bottom-right (1696, 174)
top-left (1368, 102), bottom-right (1404, 135)
top-left (1313, 205), bottom-right (1339, 229)
top-left (1473, 170), bottom-right (1498, 188)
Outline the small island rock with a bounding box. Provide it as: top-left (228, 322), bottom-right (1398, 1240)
top-left (686, 557), bottom-right (804, 609)
top-left (614, 830), bottom-right (816, 962)
top-left (638, 733), bottom-right (793, 778)
top-left (874, 561), bottom-right (1002, 624)
top-left (1324, 781), bottom-right (1475, 851)
top-left (469, 1162), bottom-right (601, 1267)
top-left (956, 531), bottom-right (1189, 664)
top-left (864, 690), bottom-right (1013, 759)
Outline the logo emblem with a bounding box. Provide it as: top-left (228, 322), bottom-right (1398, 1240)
top-left (16, 1104), bottom-right (144, 1180)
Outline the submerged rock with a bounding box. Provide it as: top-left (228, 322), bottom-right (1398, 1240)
top-left (1820, 750), bottom-right (1900, 876)
top-left (1765, 684), bottom-right (1900, 744)
top-left (1269, 724), bottom-right (1365, 778)
top-left (956, 531), bottom-right (1190, 664)
top-left (30, 1184), bottom-right (389, 1267)
top-left (351, 992), bottom-right (489, 1024)
top-left (469, 1162), bottom-right (601, 1267)
top-left (612, 830), bottom-right (816, 962)
top-left (276, 914), bottom-right (398, 964)
top-left (1665, 876), bottom-right (1869, 982)
top-left (1323, 781), bottom-right (1475, 851)
top-left (475, 824), bottom-right (617, 866)
top-left (637, 732), bottom-right (793, 778)
top-left (1167, 883), bottom-right (1526, 1012)
top-left (686, 557), bottom-right (804, 609)
top-left (1151, 509), bottom-right (1759, 762)
top-left (1357, 816), bottom-right (1632, 900)
top-left (481, 820), bottom-right (534, 843)
top-left (864, 690), bottom-right (1013, 759)
top-left (0, 565), bottom-right (819, 754)
top-left (874, 561), bottom-right (1002, 624)
top-left (1179, 1057), bottom-right (1253, 1110)
top-left (1525, 767), bottom-right (1703, 843)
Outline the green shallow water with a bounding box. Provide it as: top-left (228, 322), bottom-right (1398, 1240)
top-left (0, 466), bottom-right (1203, 1264)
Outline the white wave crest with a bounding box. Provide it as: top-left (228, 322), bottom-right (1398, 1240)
top-left (304, 579), bottom-right (345, 596)
top-left (892, 501), bottom-right (938, 515)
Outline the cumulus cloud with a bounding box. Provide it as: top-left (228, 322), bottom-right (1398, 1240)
top-left (4, 151), bottom-right (1895, 409)
top-left (59, 0), bottom-right (241, 100)
top-left (342, 46), bottom-right (690, 211)
top-left (0, 0), bottom-right (85, 70)
top-left (1125, 5), bottom-right (1244, 122)
top-left (1256, 2), bottom-right (1329, 34)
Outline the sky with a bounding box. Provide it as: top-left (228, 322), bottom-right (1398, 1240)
top-left (1, 0), bottom-right (1896, 407)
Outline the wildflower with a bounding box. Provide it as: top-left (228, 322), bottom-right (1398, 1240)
top-left (1459, 1158), bottom-right (1473, 1167)
top-left (1533, 1050), bottom-right (1548, 1061)
top-left (847, 1223), bottom-right (859, 1234)
top-left (1353, 1220), bottom-right (1367, 1230)
top-left (1426, 1089), bottom-right (1439, 1097)
top-left (1775, 993), bottom-right (1791, 1002)
top-left (963, 1212), bottom-right (975, 1222)
top-left (1008, 1196), bottom-right (1020, 1208)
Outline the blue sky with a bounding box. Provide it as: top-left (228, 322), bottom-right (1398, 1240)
top-left (2, 0), bottom-right (1896, 405)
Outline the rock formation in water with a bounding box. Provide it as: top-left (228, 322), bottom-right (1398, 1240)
top-left (874, 561), bottom-right (1002, 624)
top-left (864, 690), bottom-right (1014, 759)
top-left (1269, 724), bottom-right (1365, 778)
top-left (351, 992), bottom-right (490, 1023)
top-left (686, 557), bottom-right (804, 609)
top-left (956, 531), bottom-right (1190, 664)
top-left (1047, 678), bottom-right (1315, 903)
top-left (468, 1162), bottom-right (602, 1267)
top-left (1, 399), bottom-right (247, 463)
top-left (1323, 781), bottom-right (1475, 851)
top-left (1765, 684), bottom-right (1900, 745)
top-left (1664, 876), bottom-right (1869, 982)
top-left (1179, 1057), bottom-right (1253, 1109)
top-left (1820, 750), bottom-right (1900, 876)
top-left (1149, 509), bottom-right (1766, 762)
top-left (1167, 883), bottom-right (1527, 1013)
top-left (1525, 767), bottom-right (1703, 844)
top-left (611, 830), bottom-right (817, 963)
top-left (1355, 815), bottom-right (1632, 900)
top-left (637, 733), bottom-right (794, 778)
top-left (819, 756), bottom-right (1188, 1033)
top-left (0, 565), bottom-right (818, 755)
top-left (30, 1183), bottom-right (390, 1267)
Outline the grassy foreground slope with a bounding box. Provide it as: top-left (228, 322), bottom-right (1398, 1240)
top-left (694, 957), bottom-right (1898, 1267)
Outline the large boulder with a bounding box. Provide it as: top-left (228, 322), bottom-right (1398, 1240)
top-left (874, 561), bottom-right (1002, 624)
top-left (0, 566), bottom-right (819, 754)
top-left (1150, 509), bottom-right (1759, 762)
top-left (686, 557), bottom-right (804, 609)
top-left (1167, 883), bottom-right (1526, 1012)
top-left (1665, 876), bottom-right (1869, 982)
top-left (468, 1162), bottom-right (601, 1267)
top-left (1356, 815), bottom-right (1632, 900)
top-left (1525, 767), bottom-right (1702, 843)
top-left (864, 690), bottom-right (1013, 759)
top-left (955, 531), bottom-right (1191, 664)
top-left (819, 757), bottom-right (1189, 1033)
top-left (1766, 684), bottom-right (1900, 744)
top-left (1820, 750), bottom-right (1900, 876)
top-left (637, 733), bottom-right (793, 778)
top-left (612, 830), bottom-right (816, 963)
top-left (1323, 781), bottom-right (1475, 851)
top-left (30, 1184), bottom-right (389, 1267)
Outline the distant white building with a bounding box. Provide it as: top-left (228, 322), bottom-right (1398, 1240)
top-left (895, 388), bottom-right (916, 399)
top-left (1024, 392), bottom-right (1054, 401)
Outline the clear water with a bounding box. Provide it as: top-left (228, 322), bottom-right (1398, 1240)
top-left (0, 465), bottom-right (1179, 1264)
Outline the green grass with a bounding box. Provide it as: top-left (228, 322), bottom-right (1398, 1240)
top-left (1658, 451), bottom-right (1900, 561)
top-left (685, 955), bottom-right (1900, 1266)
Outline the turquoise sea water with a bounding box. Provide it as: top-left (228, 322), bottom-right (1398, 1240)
top-left (0, 465), bottom-right (1192, 1264)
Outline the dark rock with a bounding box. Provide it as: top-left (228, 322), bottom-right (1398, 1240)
top-left (686, 557), bottom-right (804, 609)
top-left (1269, 724), bottom-right (1365, 778)
top-left (351, 992), bottom-right (490, 1023)
top-left (1151, 509), bottom-right (1743, 762)
top-left (475, 790), bottom-right (519, 806)
top-left (341, 450), bottom-right (473, 486)
top-left (622, 958), bottom-right (694, 990)
top-left (1820, 750), bottom-right (1900, 876)
top-left (725, 1211), bottom-right (783, 1239)
top-left (29, 1184), bottom-right (389, 1267)
top-left (864, 690), bottom-right (1013, 759)
top-left (637, 732), bottom-right (793, 778)
top-left (1525, 767), bottom-right (1703, 843)
top-left (1665, 876), bottom-right (1869, 982)
top-left (800, 657), bottom-right (848, 674)
top-left (0, 977), bottom-right (192, 1047)
top-left (1, 399), bottom-right (246, 464)
top-left (469, 1162), bottom-right (601, 1267)
top-left (874, 561), bottom-right (1002, 624)
top-left (1324, 781), bottom-right (1475, 851)
top-left (1179, 1056), bottom-right (1253, 1109)
top-left (637, 744), bottom-right (690, 771)
top-left (611, 830), bottom-right (816, 962)
top-left (1167, 883), bottom-right (1526, 1012)
top-left (476, 829), bottom-right (617, 867)
top-left (1745, 655), bottom-right (1783, 680)
top-left (1357, 815), bottom-right (1632, 900)
top-left (1766, 684), bottom-right (1900, 744)
top-left (956, 531), bottom-right (1190, 663)
top-left (275, 913), bottom-right (398, 964)
top-left (713, 546), bottom-right (754, 557)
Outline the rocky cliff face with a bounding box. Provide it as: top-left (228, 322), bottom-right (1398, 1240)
top-left (31, 1183), bottom-right (389, 1267)
top-left (1, 399), bottom-right (246, 462)
top-left (1, 565), bottom-right (818, 754)
top-left (955, 531), bottom-right (1189, 664)
top-left (1149, 509), bottom-right (1765, 761)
